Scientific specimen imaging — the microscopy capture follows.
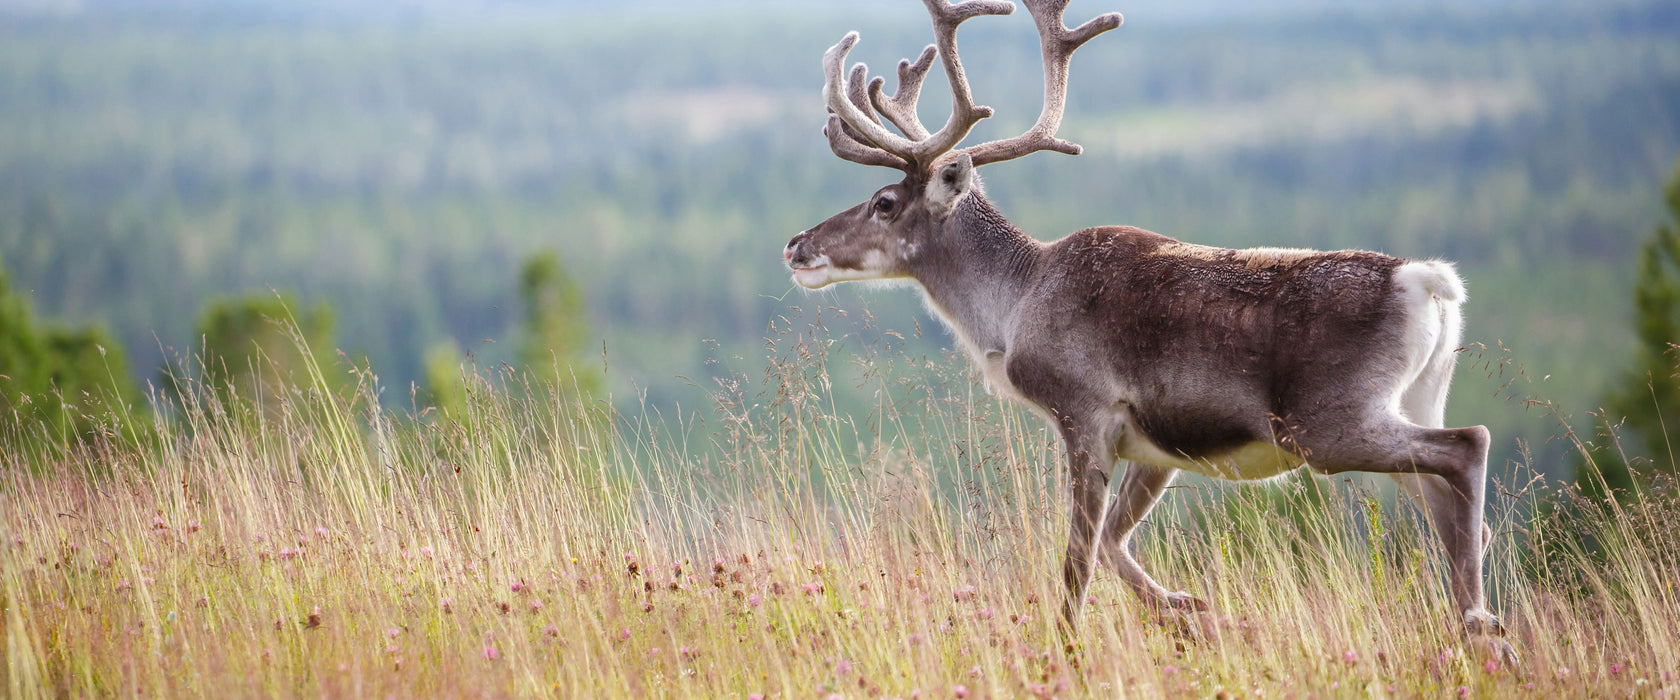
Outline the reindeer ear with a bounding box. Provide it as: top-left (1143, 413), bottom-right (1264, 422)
top-left (927, 153), bottom-right (975, 215)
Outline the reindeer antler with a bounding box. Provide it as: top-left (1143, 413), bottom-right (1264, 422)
top-left (960, 0), bottom-right (1122, 166)
top-left (868, 44), bottom-right (938, 141)
top-left (822, 0), bottom-right (1012, 173)
top-left (821, 0), bottom-right (1121, 175)
top-left (823, 61), bottom-right (911, 170)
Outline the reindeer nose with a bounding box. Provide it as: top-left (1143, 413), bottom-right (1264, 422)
top-left (785, 232), bottom-right (808, 266)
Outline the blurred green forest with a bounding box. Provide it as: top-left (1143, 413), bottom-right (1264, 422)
top-left (2, 0), bottom-right (1679, 478)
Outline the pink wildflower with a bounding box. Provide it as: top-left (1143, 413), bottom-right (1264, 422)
top-left (441, 598), bottom-right (453, 614)
top-left (1343, 650), bottom-right (1358, 665)
top-left (618, 628), bottom-right (632, 640)
top-left (748, 593), bottom-right (762, 607)
top-left (483, 646), bottom-right (499, 661)
top-left (953, 685), bottom-right (969, 699)
top-left (1163, 665), bottom-right (1179, 676)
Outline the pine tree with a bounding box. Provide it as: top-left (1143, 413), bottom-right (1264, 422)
top-left (517, 250), bottom-right (599, 395)
top-left (1593, 160), bottom-right (1680, 493)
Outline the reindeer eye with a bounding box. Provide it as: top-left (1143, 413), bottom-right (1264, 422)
top-left (873, 195), bottom-right (895, 214)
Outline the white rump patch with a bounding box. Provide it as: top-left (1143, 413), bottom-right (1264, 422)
top-left (1397, 259), bottom-right (1466, 303)
top-left (1388, 260), bottom-right (1468, 420)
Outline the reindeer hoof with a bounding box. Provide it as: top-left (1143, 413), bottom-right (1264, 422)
top-left (1471, 634), bottom-right (1522, 675)
top-left (1151, 593), bottom-right (1218, 641)
top-left (1464, 610), bottom-right (1505, 637)
top-left (1465, 611), bottom-right (1521, 676)
top-left (1166, 591), bottom-right (1211, 613)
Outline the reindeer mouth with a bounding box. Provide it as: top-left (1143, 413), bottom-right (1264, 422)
top-left (790, 263), bottom-right (831, 286)
top-left (788, 255), bottom-right (837, 288)
top-left (788, 251), bottom-right (833, 279)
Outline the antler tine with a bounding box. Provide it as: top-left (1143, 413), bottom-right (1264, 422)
top-left (823, 32), bottom-right (920, 166)
top-left (910, 0), bottom-right (1014, 168)
top-left (960, 0), bottom-right (1122, 167)
top-left (846, 63), bottom-right (883, 126)
top-left (832, 63), bottom-right (895, 153)
top-left (867, 44), bottom-right (938, 141)
top-left (824, 114), bottom-right (911, 169)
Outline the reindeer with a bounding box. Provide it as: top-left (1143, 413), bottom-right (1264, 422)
top-left (783, 0), bottom-right (1518, 665)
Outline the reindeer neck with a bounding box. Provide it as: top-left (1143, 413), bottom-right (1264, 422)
top-left (912, 192), bottom-right (1042, 358)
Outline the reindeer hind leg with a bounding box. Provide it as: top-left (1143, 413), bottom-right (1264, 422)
top-left (1311, 417), bottom-right (1518, 669)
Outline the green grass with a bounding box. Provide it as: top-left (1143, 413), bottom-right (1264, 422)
top-left (1, 322), bottom-right (1676, 698)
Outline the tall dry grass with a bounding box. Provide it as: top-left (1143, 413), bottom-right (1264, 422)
top-left (1, 318), bottom-right (1676, 698)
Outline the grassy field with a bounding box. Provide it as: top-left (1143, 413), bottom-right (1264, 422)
top-left (2, 324), bottom-right (1677, 698)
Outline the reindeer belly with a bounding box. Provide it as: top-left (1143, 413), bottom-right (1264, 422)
top-left (1116, 401), bottom-right (1305, 480)
top-left (1119, 435), bottom-right (1305, 481)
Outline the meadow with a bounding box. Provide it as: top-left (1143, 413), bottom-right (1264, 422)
top-left (2, 320), bottom-right (1676, 698)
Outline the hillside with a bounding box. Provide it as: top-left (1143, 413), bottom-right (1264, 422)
top-left (1, 0), bottom-right (1678, 476)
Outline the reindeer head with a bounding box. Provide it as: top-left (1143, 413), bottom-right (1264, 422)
top-left (785, 0), bottom-right (1122, 289)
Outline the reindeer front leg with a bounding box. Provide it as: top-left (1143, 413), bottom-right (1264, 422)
top-left (1058, 433), bottom-right (1112, 631)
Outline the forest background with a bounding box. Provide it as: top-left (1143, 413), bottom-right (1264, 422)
top-left (3, 0), bottom-right (1680, 482)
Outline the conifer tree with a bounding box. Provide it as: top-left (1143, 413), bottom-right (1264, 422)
top-left (517, 250), bottom-right (598, 395)
top-left (1594, 160), bottom-right (1680, 493)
